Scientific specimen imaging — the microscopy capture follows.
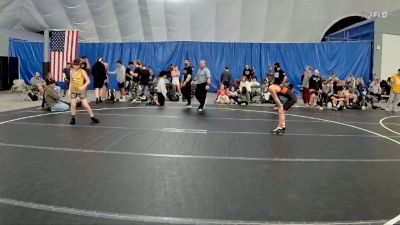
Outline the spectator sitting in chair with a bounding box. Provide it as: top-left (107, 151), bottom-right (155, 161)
top-left (369, 77), bottom-right (382, 101)
top-left (262, 68), bottom-right (274, 102)
top-left (250, 76), bottom-right (261, 92)
top-left (320, 79), bottom-right (333, 107)
top-left (330, 80), bottom-right (346, 110)
top-left (357, 82), bottom-right (376, 110)
top-left (44, 80), bottom-right (69, 112)
top-left (344, 78), bottom-right (358, 108)
top-left (380, 78), bottom-right (391, 95)
top-left (239, 75), bottom-right (252, 95)
top-left (30, 72), bottom-right (46, 94)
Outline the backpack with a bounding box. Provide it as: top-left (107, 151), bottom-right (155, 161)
top-left (28, 92), bottom-right (38, 101)
top-left (106, 89), bottom-right (116, 103)
top-left (167, 92), bottom-right (179, 101)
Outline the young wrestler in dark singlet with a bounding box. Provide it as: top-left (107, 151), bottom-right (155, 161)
top-left (267, 63), bottom-right (296, 134)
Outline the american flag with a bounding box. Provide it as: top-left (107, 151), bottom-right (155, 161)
top-left (50, 30), bottom-right (79, 82)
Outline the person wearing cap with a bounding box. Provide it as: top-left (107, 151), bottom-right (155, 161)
top-left (30, 72), bottom-right (46, 94)
top-left (69, 59), bottom-right (99, 125)
top-left (92, 57), bottom-right (107, 104)
top-left (44, 80), bottom-right (69, 112)
top-left (386, 68), bottom-right (400, 112)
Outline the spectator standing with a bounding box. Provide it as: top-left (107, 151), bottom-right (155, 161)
top-left (220, 66), bottom-right (232, 88)
top-left (243, 65), bottom-right (253, 80)
top-left (92, 57), bottom-right (107, 104)
top-left (309, 69), bottom-right (322, 106)
top-left (108, 60), bottom-right (127, 102)
top-left (301, 69), bottom-right (311, 105)
top-left (386, 69), bottom-right (400, 112)
top-left (181, 59), bottom-right (193, 108)
top-left (140, 65), bottom-right (151, 98)
top-left (156, 72), bottom-right (167, 106)
top-left (63, 63), bottom-right (71, 97)
top-left (171, 65), bottom-right (182, 96)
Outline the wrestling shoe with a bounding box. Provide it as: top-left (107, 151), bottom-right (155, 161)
top-left (90, 117), bottom-right (100, 123)
top-left (271, 127), bottom-right (283, 135)
top-left (69, 117), bottom-right (76, 125)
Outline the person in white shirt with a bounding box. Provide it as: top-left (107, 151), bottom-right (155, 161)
top-left (239, 75), bottom-right (251, 94)
top-left (171, 65), bottom-right (182, 96)
top-left (156, 72), bottom-right (167, 106)
top-left (368, 77), bottom-right (382, 101)
top-left (250, 76), bottom-right (261, 96)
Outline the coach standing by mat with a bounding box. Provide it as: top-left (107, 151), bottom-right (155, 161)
top-left (194, 60), bottom-right (211, 112)
top-left (181, 59), bottom-right (193, 108)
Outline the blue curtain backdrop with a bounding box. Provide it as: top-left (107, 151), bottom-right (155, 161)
top-left (10, 39), bottom-right (372, 93)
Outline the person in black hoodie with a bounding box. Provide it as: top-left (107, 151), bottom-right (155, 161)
top-left (220, 66), bottom-right (232, 88)
top-left (309, 69), bottom-right (322, 106)
top-left (92, 57), bottom-right (107, 103)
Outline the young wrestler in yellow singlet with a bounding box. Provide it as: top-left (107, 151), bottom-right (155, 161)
top-left (69, 59), bottom-right (99, 125)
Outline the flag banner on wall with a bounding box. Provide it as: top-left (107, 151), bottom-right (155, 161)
top-left (50, 30), bottom-right (79, 82)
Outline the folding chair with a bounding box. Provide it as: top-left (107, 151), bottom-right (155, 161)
top-left (10, 79), bottom-right (30, 100)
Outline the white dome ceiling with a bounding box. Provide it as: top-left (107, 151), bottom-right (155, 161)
top-left (1, 0), bottom-right (400, 43)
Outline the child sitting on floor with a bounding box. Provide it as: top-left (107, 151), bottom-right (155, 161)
top-left (216, 84), bottom-right (230, 104)
top-left (238, 86), bottom-right (250, 105)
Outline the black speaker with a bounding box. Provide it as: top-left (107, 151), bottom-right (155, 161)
top-left (0, 57), bottom-right (19, 90)
top-left (0, 57), bottom-right (8, 91)
top-left (9, 57), bottom-right (19, 88)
